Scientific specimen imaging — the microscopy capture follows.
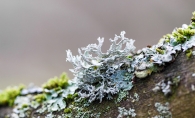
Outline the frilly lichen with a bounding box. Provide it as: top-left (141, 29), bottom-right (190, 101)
top-left (66, 13), bottom-right (195, 103)
top-left (66, 31), bottom-right (136, 103)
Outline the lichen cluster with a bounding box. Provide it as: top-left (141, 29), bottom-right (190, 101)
top-left (66, 31), bottom-right (136, 103)
top-left (0, 11), bottom-right (195, 118)
top-left (7, 73), bottom-right (78, 118)
top-left (66, 12), bottom-right (195, 103)
top-left (152, 102), bottom-right (172, 118)
top-left (152, 76), bottom-right (181, 95)
top-left (117, 107), bottom-right (136, 118)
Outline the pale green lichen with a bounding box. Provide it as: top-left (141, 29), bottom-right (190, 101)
top-left (7, 72), bottom-right (78, 117)
top-left (35, 80), bottom-right (77, 113)
top-left (116, 91), bottom-right (129, 103)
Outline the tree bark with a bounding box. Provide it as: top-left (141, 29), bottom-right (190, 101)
top-left (1, 50), bottom-right (195, 118)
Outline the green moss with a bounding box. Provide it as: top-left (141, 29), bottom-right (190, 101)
top-left (163, 34), bottom-right (171, 41)
top-left (191, 11), bottom-right (195, 23)
top-left (165, 39), bottom-right (170, 43)
top-left (42, 72), bottom-right (69, 90)
top-left (186, 49), bottom-right (193, 59)
top-left (34, 93), bottom-right (46, 103)
top-left (173, 27), bottom-right (195, 44)
top-left (93, 66), bottom-right (98, 70)
top-left (0, 85), bottom-right (24, 106)
top-left (64, 108), bottom-right (72, 113)
top-left (182, 28), bottom-right (195, 38)
top-left (156, 48), bottom-right (164, 54)
top-left (173, 31), bottom-right (185, 44)
top-left (126, 55), bottom-right (133, 59)
top-left (172, 76), bottom-right (181, 86)
top-left (191, 22), bottom-right (195, 27)
top-left (22, 104), bottom-right (28, 108)
top-left (66, 93), bottom-right (78, 102)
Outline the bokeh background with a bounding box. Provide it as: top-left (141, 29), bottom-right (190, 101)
top-left (0, 1), bottom-right (195, 89)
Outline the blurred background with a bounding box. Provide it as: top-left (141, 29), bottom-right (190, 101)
top-left (0, 1), bottom-right (195, 89)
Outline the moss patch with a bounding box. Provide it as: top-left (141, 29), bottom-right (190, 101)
top-left (42, 72), bottom-right (69, 90)
top-left (0, 85), bottom-right (24, 106)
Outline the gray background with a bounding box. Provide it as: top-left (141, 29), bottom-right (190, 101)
top-left (0, 1), bottom-right (195, 89)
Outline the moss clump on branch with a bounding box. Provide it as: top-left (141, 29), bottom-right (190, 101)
top-left (186, 49), bottom-right (193, 59)
top-left (34, 93), bottom-right (47, 103)
top-left (173, 27), bottom-right (195, 44)
top-left (191, 11), bottom-right (195, 23)
top-left (42, 72), bottom-right (69, 90)
top-left (0, 85), bottom-right (24, 106)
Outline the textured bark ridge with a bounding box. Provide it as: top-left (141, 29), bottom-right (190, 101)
top-left (1, 50), bottom-right (195, 118)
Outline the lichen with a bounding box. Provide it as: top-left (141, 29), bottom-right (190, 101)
top-left (35, 79), bottom-right (77, 113)
top-left (130, 93), bottom-right (139, 102)
top-left (152, 76), bottom-right (181, 95)
top-left (7, 73), bottom-right (78, 117)
top-left (152, 102), bottom-right (172, 118)
top-left (66, 12), bottom-right (195, 103)
top-left (117, 107), bottom-right (136, 118)
top-left (66, 31), bottom-right (136, 103)
top-left (116, 91), bottom-right (129, 103)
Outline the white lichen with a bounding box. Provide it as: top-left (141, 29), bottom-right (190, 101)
top-left (152, 76), bottom-right (181, 95)
top-left (67, 21), bottom-right (195, 102)
top-left (152, 102), bottom-right (172, 118)
top-left (117, 107), bottom-right (136, 118)
top-left (67, 31), bottom-right (136, 103)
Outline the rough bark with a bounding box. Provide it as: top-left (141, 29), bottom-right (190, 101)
top-left (1, 49), bottom-right (195, 118)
